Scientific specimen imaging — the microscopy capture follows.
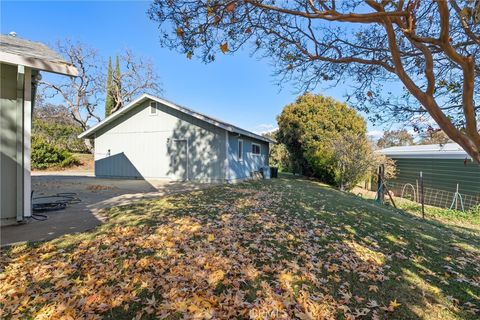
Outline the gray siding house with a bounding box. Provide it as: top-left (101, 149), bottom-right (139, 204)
top-left (1, 34), bottom-right (77, 225)
top-left (79, 94), bottom-right (274, 182)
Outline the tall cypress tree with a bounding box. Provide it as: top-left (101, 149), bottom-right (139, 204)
top-left (114, 55), bottom-right (122, 110)
top-left (104, 57), bottom-right (114, 117)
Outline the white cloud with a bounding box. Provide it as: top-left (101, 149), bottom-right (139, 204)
top-left (254, 124), bottom-right (278, 134)
top-left (367, 130), bottom-right (384, 139)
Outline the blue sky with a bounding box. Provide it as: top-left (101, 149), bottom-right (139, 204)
top-left (1, 0), bottom-right (388, 136)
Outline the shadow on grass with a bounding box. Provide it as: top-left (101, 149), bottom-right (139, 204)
top-left (1, 175), bottom-right (478, 319)
top-left (278, 176), bottom-right (480, 317)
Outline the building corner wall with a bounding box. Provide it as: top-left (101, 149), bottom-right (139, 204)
top-left (224, 130), bottom-right (229, 182)
top-left (0, 63), bottom-right (32, 225)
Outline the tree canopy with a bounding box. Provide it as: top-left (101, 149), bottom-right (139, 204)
top-left (419, 128), bottom-right (452, 145)
top-left (263, 130), bottom-right (292, 172)
top-left (377, 129), bottom-right (415, 149)
top-left (149, 0), bottom-right (480, 162)
top-left (109, 50), bottom-right (162, 114)
top-left (330, 134), bottom-right (375, 191)
top-left (105, 57), bottom-right (114, 117)
top-left (277, 93), bottom-right (367, 185)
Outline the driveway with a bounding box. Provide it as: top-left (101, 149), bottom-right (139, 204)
top-left (1, 171), bottom-right (215, 246)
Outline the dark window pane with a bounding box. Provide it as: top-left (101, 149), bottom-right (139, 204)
top-left (238, 141), bottom-right (243, 159)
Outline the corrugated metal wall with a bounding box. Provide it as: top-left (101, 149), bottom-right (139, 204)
top-left (94, 100), bottom-right (226, 182)
top-left (387, 158), bottom-right (480, 209)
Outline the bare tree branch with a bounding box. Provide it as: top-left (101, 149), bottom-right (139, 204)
top-left (148, 0), bottom-right (480, 162)
top-left (110, 49), bottom-right (163, 114)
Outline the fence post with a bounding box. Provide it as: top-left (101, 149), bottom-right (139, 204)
top-left (415, 179), bottom-right (419, 203)
top-left (377, 164), bottom-right (385, 204)
top-left (420, 171), bottom-right (425, 219)
top-left (455, 184), bottom-right (459, 210)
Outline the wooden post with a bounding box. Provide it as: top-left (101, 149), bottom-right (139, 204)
top-left (385, 185), bottom-right (397, 208)
top-left (415, 179), bottom-right (419, 203)
top-left (377, 164), bottom-right (385, 204)
top-left (420, 171), bottom-right (425, 219)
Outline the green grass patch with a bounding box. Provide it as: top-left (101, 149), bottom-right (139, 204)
top-left (1, 174), bottom-right (479, 319)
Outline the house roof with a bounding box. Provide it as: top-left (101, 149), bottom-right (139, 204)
top-left (377, 143), bottom-right (470, 159)
top-left (78, 94), bottom-right (275, 144)
top-left (0, 34), bottom-right (78, 76)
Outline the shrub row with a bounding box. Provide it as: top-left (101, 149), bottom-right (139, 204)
top-left (31, 136), bottom-right (80, 170)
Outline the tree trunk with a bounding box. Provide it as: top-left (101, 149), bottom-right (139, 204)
top-left (84, 139), bottom-right (94, 154)
top-left (419, 96), bottom-right (480, 164)
top-left (383, 19), bottom-right (480, 164)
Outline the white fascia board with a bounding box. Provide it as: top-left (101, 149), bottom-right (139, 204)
top-left (383, 153), bottom-right (470, 159)
top-left (377, 150), bottom-right (471, 160)
top-left (79, 93), bottom-right (274, 144)
top-left (0, 51), bottom-right (78, 76)
top-left (78, 94), bottom-right (150, 139)
top-left (146, 94), bottom-right (274, 144)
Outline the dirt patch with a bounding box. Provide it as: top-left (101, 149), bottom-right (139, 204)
top-left (86, 184), bottom-right (117, 191)
top-left (75, 153), bottom-right (94, 170)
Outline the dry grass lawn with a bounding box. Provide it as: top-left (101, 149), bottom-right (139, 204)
top-left (1, 175), bottom-right (479, 319)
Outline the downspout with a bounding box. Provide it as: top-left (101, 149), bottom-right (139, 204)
top-left (225, 130), bottom-right (229, 182)
top-left (186, 137), bottom-right (189, 181)
top-left (15, 65), bottom-right (25, 222)
top-left (23, 68), bottom-right (32, 219)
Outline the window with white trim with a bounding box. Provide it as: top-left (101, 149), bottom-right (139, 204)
top-left (237, 139), bottom-right (243, 161)
top-left (149, 101), bottom-right (158, 115)
top-left (251, 143), bottom-right (261, 155)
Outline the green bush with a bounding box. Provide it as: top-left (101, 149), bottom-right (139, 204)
top-left (31, 136), bottom-right (80, 170)
top-left (277, 93), bottom-right (367, 184)
top-left (32, 118), bottom-right (89, 153)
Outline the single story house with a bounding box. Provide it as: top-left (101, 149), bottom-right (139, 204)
top-left (377, 143), bottom-right (480, 209)
top-left (1, 34), bottom-right (78, 225)
top-left (79, 94), bottom-right (274, 182)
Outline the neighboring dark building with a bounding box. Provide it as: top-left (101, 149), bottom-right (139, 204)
top-left (377, 143), bottom-right (480, 210)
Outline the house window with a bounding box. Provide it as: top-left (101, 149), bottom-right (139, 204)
top-left (251, 143), bottom-right (261, 155)
top-left (237, 139), bottom-right (243, 161)
top-left (149, 101), bottom-right (157, 115)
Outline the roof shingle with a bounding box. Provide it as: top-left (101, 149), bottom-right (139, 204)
top-left (0, 34), bottom-right (77, 75)
top-left (1, 34), bottom-right (65, 64)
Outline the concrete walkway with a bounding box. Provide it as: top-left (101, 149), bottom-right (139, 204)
top-left (1, 172), bottom-right (214, 246)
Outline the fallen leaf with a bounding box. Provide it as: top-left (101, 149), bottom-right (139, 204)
top-left (368, 285), bottom-right (379, 292)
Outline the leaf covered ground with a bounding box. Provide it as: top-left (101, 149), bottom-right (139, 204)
top-left (1, 175), bottom-right (479, 319)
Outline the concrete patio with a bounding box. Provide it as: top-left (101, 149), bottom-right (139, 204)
top-left (1, 171), bottom-right (214, 246)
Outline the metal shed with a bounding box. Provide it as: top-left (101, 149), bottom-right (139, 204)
top-left (79, 94), bottom-right (274, 182)
top-left (0, 34), bottom-right (77, 225)
top-left (378, 143), bottom-right (480, 209)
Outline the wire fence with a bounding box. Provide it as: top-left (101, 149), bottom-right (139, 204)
top-left (385, 180), bottom-right (479, 211)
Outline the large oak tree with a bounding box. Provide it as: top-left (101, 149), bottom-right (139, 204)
top-left (149, 0), bottom-right (480, 162)
top-left (41, 42), bottom-right (163, 129)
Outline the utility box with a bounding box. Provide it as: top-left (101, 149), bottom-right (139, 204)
top-left (270, 167), bottom-right (278, 178)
